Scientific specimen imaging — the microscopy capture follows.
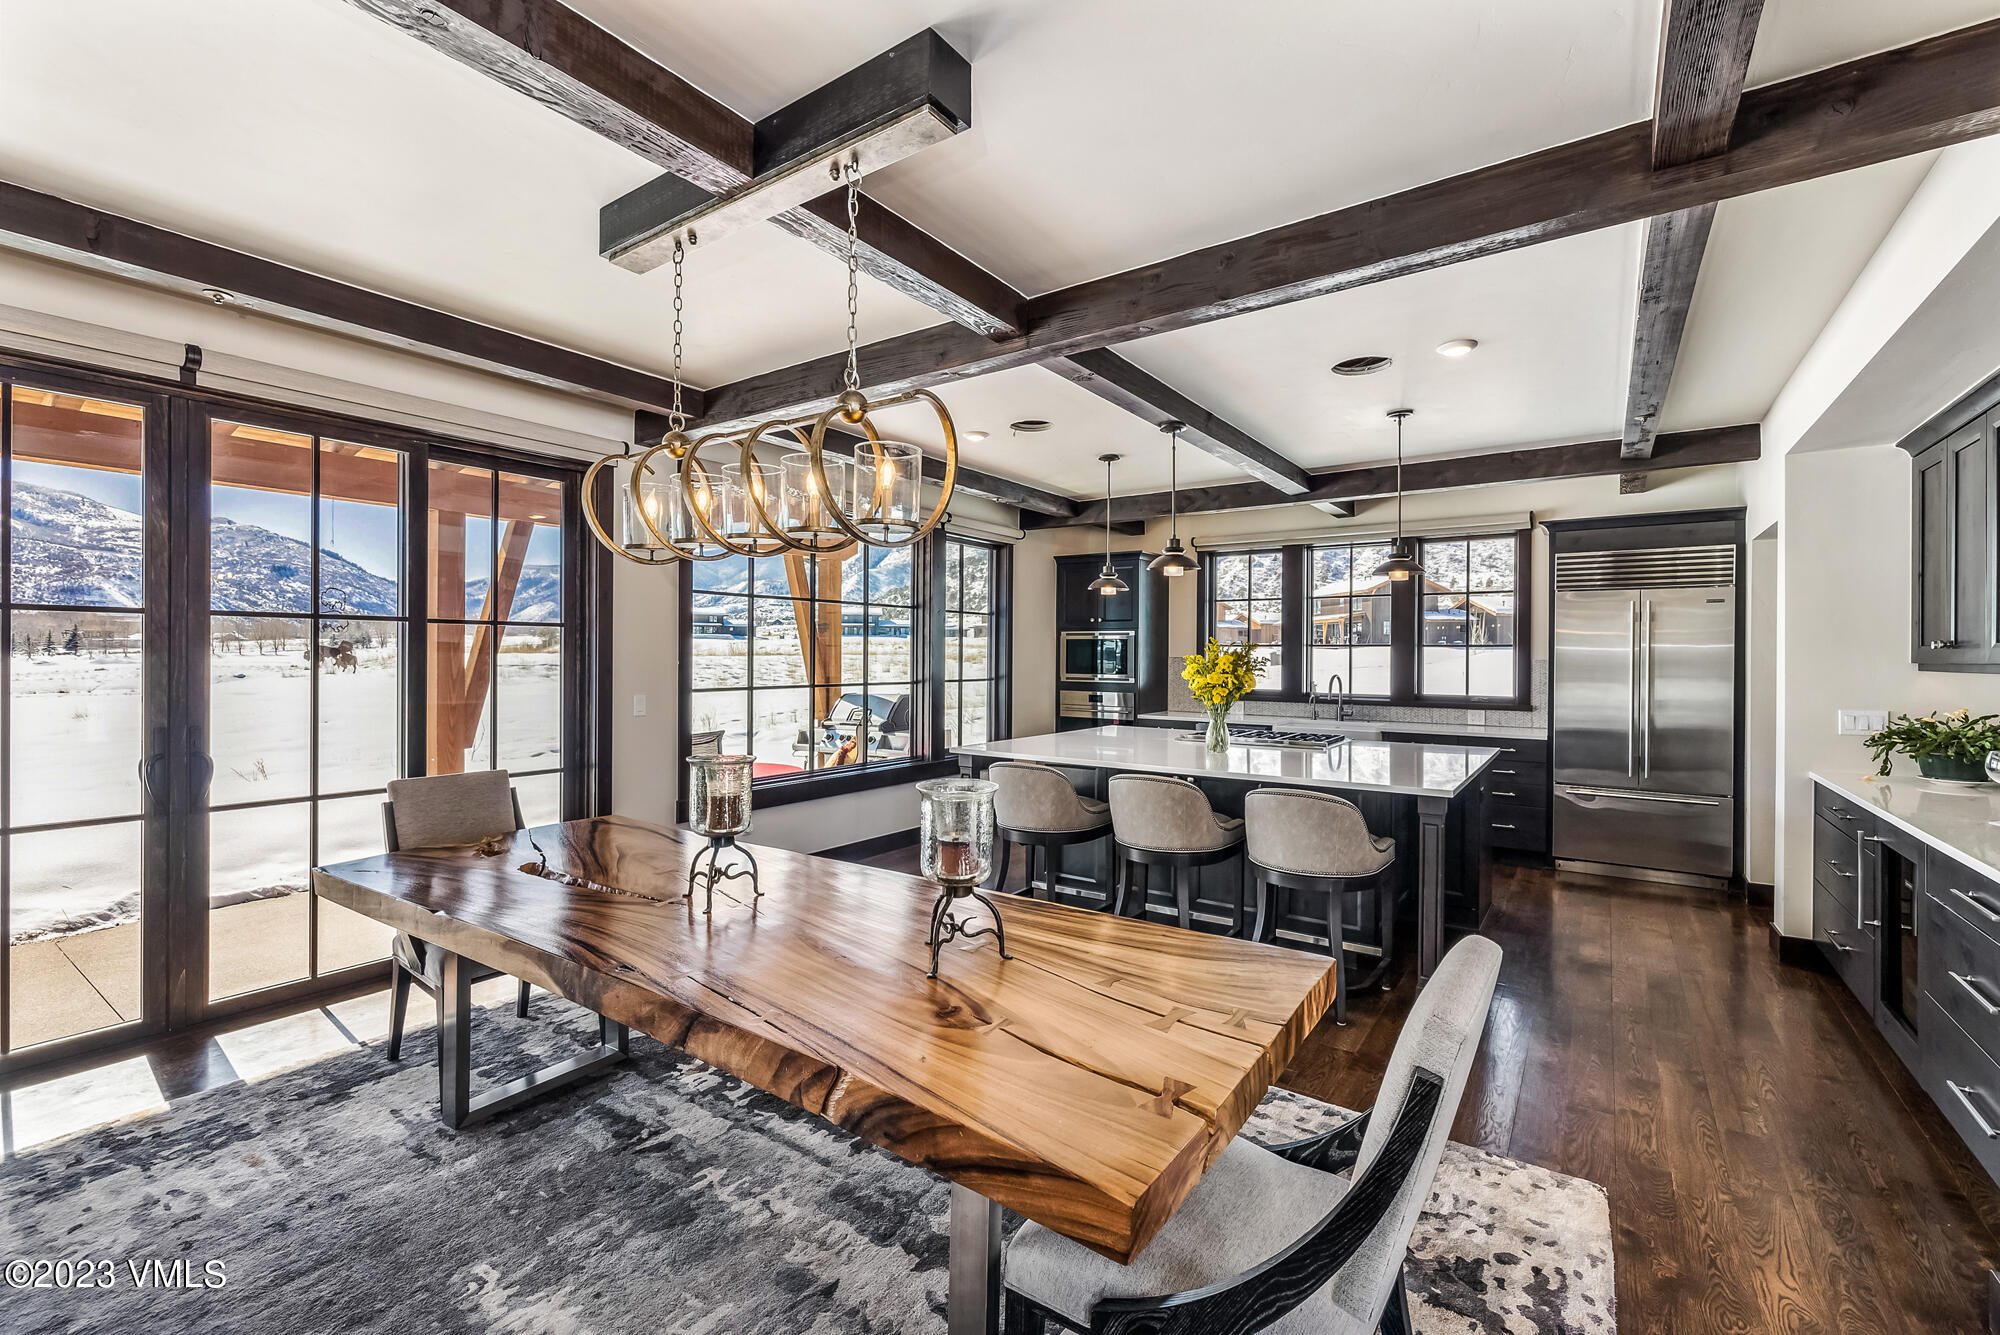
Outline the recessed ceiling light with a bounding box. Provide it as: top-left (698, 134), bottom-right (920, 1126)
top-left (1008, 419), bottom-right (1053, 432)
top-left (1330, 356), bottom-right (1392, 377)
top-left (199, 287), bottom-right (236, 306)
top-left (1436, 338), bottom-right (1479, 357)
top-left (964, 430), bottom-right (989, 442)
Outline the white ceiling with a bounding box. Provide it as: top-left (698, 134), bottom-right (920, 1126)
top-left (1, 0), bottom-right (1996, 500)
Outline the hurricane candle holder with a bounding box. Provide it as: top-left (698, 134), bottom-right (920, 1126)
top-left (916, 777), bottom-right (1009, 978)
top-left (686, 754), bottom-right (759, 913)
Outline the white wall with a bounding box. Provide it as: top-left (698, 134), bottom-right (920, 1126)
top-left (1013, 462), bottom-right (1749, 736)
top-left (1746, 530), bottom-right (1779, 886)
top-left (1774, 447), bottom-right (2000, 934)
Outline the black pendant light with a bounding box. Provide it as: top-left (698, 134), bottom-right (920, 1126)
top-left (1371, 408), bottom-right (1423, 582)
top-left (1148, 420), bottom-right (1199, 577)
top-left (1087, 453), bottom-right (1130, 595)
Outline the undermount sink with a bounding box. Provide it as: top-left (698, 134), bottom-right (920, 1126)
top-left (1190, 725), bottom-right (1350, 749)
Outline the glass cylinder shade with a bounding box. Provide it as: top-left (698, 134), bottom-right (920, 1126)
top-left (687, 754), bottom-right (754, 836)
top-left (849, 439), bottom-right (925, 542)
top-left (720, 460), bottom-right (780, 543)
top-left (779, 450), bottom-right (849, 541)
top-left (616, 458), bottom-right (667, 554)
top-left (916, 777), bottom-right (997, 886)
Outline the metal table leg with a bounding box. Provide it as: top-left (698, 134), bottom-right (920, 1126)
top-left (948, 1182), bottom-right (1002, 1335)
top-left (435, 948), bottom-right (630, 1130)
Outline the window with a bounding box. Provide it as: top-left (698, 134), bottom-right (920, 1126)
top-left (943, 538), bottom-right (1004, 747)
top-left (687, 544), bottom-right (920, 782)
top-left (1201, 530), bottom-right (1530, 708)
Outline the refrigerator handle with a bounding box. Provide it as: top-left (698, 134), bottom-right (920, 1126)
top-left (1640, 597), bottom-right (1653, 780)
top-left (1626, 598), bottom-right (1638, 778)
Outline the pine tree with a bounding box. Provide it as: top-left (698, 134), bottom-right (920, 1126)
top-left (41, 632), bottom-right (55, 656)
top-left (62, 624), bottom-right (82, 655)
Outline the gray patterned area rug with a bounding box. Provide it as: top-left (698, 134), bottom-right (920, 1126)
top-left (1, 1001), bottom-right (1612, 1335)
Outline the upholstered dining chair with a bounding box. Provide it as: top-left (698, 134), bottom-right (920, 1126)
top-left (1107, 773), bottom-right (1245, 931)
top-left (1003, 934), bottom-right (1504, 1335)
top-left (989, 761), bottom-right (1112, 902)
top-left (1245, 787), bottom-right (1399, 1025)
top-left (379, 771), bottom-right (533, 1060)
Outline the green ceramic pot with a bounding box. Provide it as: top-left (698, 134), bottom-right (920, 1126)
top-left (1914, 752), bottom-right (1990, 782)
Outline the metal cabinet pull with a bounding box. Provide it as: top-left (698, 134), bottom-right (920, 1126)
top-left (1861, 919), bottom-right (1882, 929)
top-left (1833, 810), bottom-right (1857, 822)
top-left (1492, 768), bottom-right (1517, 776)
top-left (1492, 790), bottom-right (1517, 798)
top-left (1951, 971), bottom-right (2000, 1016)
top-left (1824, 928), bottom-right (1856, 955)
top-left (1948, 1081), bottom-right (2000, 1139)
top-left (1950, 887), bottom-right (2000, 923)
top-left (1491, 823), bottom-right (1517, 831)
top-left (1859, 834), bottom-right (1887, 844)
top-left (1825, 863), bottom-right (1854, 879)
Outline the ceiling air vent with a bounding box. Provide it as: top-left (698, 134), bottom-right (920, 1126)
top-left (1330, 356), bottom-right (1392, 376)
top-left (1008, 419), bottom-right (1053, 432)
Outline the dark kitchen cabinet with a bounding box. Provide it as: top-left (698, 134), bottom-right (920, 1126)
top-left (1057, 555), bottom-right (1139, 628)
top-left (1902, 390), bottom-right (2000, 671)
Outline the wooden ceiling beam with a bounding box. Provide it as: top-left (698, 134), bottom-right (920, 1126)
top-left (703, 19), bottom-right (2000, 430)
top-left (1043, 350), bottom-right (1314, 495)
top-left (1021, 425), bottom-right (1761, 529)
top-left (1623, 0), bottom-right (1766, 460)
top-left (0, 179), bottom-right (688, 411)
top-left (342, 0), bottom-right (1022, 338)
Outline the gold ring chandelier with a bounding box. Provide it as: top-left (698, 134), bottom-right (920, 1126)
top-left (584, 162), bottom-right (956, 565)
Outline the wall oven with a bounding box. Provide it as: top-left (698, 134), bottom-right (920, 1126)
top-left (1059, 630), bottom-right (1136, 685)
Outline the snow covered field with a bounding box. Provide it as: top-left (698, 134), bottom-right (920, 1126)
top-left (9, 639), bottom-right (561, 944)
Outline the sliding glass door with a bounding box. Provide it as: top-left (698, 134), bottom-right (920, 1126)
top-left (0, 355), bottom-right (596, 1071)
top-left (0, 372), bottom-right (168, 1058)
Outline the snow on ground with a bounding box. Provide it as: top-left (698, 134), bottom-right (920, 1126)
top-left (10, 641), bottom-right (560, 944)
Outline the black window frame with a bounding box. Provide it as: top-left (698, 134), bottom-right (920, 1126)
top-left (675, 530), bottom-right (1014, 812)
top-left (1199, 529), bottom-right (1532, 711)
top-left (941, 536), bottom-right (1012, 750)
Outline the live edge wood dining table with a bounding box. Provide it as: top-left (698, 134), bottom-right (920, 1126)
top-left (312, 815), bottom-right (1336, 1335)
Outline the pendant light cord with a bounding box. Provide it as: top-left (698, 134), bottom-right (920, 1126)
top-left (1395, 412), bottom-right (1404, 550)
top-left (1104, 457), bottom-right (1114, 555)
top-left (1168, 430), bottom-right (1178, 536)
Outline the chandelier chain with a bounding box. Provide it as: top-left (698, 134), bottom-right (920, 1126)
top-left (843, 163), bottom-right (862, 392)
top-left (669, 238), bottom-right (687, 431)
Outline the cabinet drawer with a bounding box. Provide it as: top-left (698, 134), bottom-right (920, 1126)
top-left (1922, 995), bottom-right (2000, 1183)
top-left (1484, 765), bottom-right (1549, 808)
top-left (1813, 784), bottom-right (1873, 833)
top-left (1484, 802), bottom-right (1547, 852)
top-left (1927, 855), bottom-right (2000, 950)
top-left (1814, 879), bottom-right (1874, 1009)
top-left (1923, 890), bottom-right (2000, 1065)
top-left (1813, 814), bottom-right (1860, 909)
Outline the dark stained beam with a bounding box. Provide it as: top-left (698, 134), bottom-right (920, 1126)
top-left (1022, 425), bottom-right (1761, 528)
top-left (1043, 350), bottom-right (1313, 495)
top-left (0, 179), bottom-right (688, 411)
top-left (342, 0), bottom-right (1022, 338)
top-left (703, 19), bottom-right (2000, 429)
top-left (1624, 0), bottom-right (1766, 460)
top-left (633, 412), bottom-right (1077, 519)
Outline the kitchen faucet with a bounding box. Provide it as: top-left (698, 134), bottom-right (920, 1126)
top-left (1310, 673), bottom-right (1350, 722)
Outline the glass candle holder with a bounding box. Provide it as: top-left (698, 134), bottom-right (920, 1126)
top-left (779, 450), bottom-right (849, 542)
top-left (850, 439), bottom-right (925, 542)
top-left (616, 456), bottom-right (667, 554)
top-left (721, 460), bottom-right (781, 544)
top-left (688, 754), bottom-right (754, 836)
top-left (917, 777), bottom-right (997, 886)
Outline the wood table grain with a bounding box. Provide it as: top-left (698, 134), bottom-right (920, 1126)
top-left (313, 815), bottom-right (1334, 1325)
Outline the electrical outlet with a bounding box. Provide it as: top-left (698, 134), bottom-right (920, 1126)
top-left (1465, 710), bottom-right (1487, 726)
top-left (633, 694), bottom-right (648, 717)
top-left (1837, 709), bottom-right (1886, 736)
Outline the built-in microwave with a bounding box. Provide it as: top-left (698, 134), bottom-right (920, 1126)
top-left (1059, 630), bottom-right (1136, 685)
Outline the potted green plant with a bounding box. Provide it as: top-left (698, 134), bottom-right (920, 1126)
top-left (1864, 709), bottom-right (2000, 783)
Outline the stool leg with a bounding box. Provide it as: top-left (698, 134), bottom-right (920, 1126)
top-left (1112, 853), bottom-right (1127, 916)
top-left (1174, 865), bottom-right (1193, 931)
top-left (1046, 843), bottom-right (1063, 902)
top-left (1330, 886), bottom-right (1349, 1026)
top-left (989, 838), bottom-right (1012, 894)
top-left (1251, 869), bottom-right (1271, 944)
top-left (1232, 857), bottom-right (1247, 938)
top-left (1378, 872), bottom-right (1396, 990)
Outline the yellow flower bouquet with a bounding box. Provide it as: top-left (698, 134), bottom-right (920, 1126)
top-left (1182, 638), bottom-right (1264, 752)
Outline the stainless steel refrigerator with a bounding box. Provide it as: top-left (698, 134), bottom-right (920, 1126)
top-left (1552, 545), bottom-right (1737, 885)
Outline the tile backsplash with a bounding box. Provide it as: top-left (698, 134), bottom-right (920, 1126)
top-left (1167, 657), bottom-right (1549, 731)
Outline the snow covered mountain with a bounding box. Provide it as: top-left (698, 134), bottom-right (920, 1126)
top-left (11, 482), bottom-right (399, 612)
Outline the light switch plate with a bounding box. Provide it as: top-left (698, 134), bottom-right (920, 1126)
top-left (633, 694), bottom-right (648, 717)
top-left (1837, 709), bottom-right (1886, 736)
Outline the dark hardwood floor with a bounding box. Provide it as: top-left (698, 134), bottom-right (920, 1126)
top-left (6, 853), bottom-right (1998, 1332)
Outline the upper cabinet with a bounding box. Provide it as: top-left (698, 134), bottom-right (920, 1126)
top-left (1057, 555), bottom-right (1140, 628)
top-left (1904, 389), bottom-right (2000, 672)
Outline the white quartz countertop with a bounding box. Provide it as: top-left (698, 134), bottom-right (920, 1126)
top-left (1138, 710), bottom-right (1548, 743)
top-left (1811, 771), bottom-right (2000, 881)
top-left (957, 726), bottom-right (1500, 798)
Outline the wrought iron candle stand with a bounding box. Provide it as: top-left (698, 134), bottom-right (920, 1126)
top-left (916, 777), bottom-right (1009, 978)
top-left (686, 754), bottom-right (760, 913)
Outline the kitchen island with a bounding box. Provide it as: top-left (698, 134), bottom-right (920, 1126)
top-left (955, 725), bottom-right (1500, 980)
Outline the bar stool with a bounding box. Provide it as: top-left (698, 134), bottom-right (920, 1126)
top-left (1245, 787), bottom-right (1397, 1026)
top-left (989, 761), bottom-right (1113, 901)
top-left (1107, 774), bottom-right (1246, 932)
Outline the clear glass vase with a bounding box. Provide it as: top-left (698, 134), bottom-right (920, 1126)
top-left (687, 754), bottom-right (755, 836)
top-left (916, 777), bottom-right (997, 886)
top-left (1205, 704), bottom-right (1232, 753)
